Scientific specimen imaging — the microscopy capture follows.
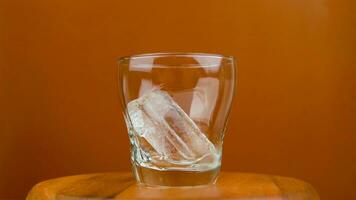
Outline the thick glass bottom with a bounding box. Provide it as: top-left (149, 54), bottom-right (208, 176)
top-left (132, 164), bottom-right (220, 187)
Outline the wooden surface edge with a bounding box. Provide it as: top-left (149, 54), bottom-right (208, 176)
top-left (26, 172), bottom-right (320, 200)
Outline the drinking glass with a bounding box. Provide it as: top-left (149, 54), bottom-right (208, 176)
top-left (117, 53), bottom-right (236, 186)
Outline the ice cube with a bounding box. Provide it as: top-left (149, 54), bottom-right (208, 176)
top-left (127, 90), bottom-right (217, 167)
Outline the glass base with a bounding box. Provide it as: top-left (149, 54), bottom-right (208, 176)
top-left (132, 164), bottom-right (220, 187)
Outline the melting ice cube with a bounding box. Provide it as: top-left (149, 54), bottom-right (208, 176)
top-left (127, 90), bottom-right (217, 167)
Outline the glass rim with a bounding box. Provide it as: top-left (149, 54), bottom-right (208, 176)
top-left (117, 52), bottom-right (236, 63)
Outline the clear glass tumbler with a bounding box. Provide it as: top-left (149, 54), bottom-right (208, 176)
top-left (117, 53), bottom-right (236, 186)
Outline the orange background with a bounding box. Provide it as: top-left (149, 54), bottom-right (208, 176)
top-left (0, 0), bottom-right (355, 199)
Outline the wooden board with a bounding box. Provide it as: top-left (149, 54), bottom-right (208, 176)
top-left (26, 172), bottom-right (319, 200)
